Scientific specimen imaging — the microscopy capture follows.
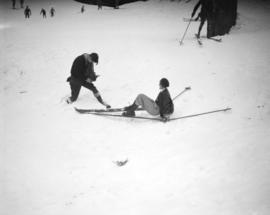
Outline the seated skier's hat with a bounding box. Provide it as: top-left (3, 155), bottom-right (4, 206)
top-left (160, 78), bottom-right (169, 88)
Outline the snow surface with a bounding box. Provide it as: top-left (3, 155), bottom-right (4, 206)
top-left (1, 0), bottom-right (270, 215)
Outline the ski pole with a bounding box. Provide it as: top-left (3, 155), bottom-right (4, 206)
top-left (170, 107), bottom-right (232, 121)
top-left (162, 86), bottom-right (191, 116)
top-left (180, 18), bottom-right (192, 45)
top-left (172, 86), bottom-right (191, 101)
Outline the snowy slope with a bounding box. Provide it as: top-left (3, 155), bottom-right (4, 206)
top-left (1, 0), bottom-right (270, 215)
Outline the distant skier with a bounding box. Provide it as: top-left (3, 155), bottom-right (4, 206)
top-left (81, 5), bottom-right (85, 13)
top-left (12, 0), bottom-right (16, 9)
top-left (97, 0), bottom-right (102, 10)
top-left (114, 0), bottom-right (119, 9)
top-left (50, 7), bottom-right (55, 17)
top-left (191, 0), bottom-right (214, 39)
top-left (20, 0), bottom-right (24, 8)
top-left (122, 78), bottom-right (174, 120)
top-left (66, 53), bottom-right (111, 108)
top-left (24, 5), bottom-right (31, 18)
top-left (40, 8), bottom-right (46, 18)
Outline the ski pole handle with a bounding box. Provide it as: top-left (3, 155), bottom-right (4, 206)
top-left (172, 86), bottom-right (191, 101)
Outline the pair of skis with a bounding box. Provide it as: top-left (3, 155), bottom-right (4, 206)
top-left (74, 87), bottom-right (231, 122)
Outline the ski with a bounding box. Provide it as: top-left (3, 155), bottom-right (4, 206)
top-left (86, 107), bottom-right (231, 122)
top-left (88, 112), bottom-right (164, 121)
top-left (74, 107), bottom-right (144, 114)
top-left (208, 37), bottom-right (222, 42)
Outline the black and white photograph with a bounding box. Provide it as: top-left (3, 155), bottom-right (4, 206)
top-left (1, 0), bottom-right (270, 214)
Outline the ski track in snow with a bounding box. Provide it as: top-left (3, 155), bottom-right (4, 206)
top-left (1, 0), bottom-right (270, 215)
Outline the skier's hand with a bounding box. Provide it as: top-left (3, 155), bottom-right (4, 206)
top-left (191, 12), bottom-right (195, 18)
top-left (161, 114), bottom-right (170, 122)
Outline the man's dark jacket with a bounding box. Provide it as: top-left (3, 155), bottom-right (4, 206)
top-left (68, 54), bottom-right (97, 83)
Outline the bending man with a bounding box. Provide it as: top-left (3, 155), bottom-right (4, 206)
top-left (66, 52), bottom-right (110, 108)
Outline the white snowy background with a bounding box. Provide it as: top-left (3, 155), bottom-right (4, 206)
top-left (1, 0), bottom-right (270, 214)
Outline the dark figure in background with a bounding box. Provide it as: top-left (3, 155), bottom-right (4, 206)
top-left (97, 0), bottom-right (102, 10)
top-left (123, 78), bottom-right (174, 120)
top-left (114, 0), bottom-right (119, 9)
top-left (20, 0), bottom-right (24, 8)
top-left (50, 7), bottom-right (55, 17)
top-left (81, 5), bottom-right (85, 13)
top-left (24, 5), bottom-right (31, 18)
top-left (40, 8), bottom-right (46, 18)
top-left (66, 53), bottom-right (111, 108)
top-left (12, 0), bottom-right (16, 9)
top-left (191, 0), bottom-right (215, 38)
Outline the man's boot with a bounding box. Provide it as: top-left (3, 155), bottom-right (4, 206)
top-left (95, 93), bottom-right (111, 109)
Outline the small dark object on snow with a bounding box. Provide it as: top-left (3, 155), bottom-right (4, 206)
top-left (114, 159), bottom-right (128, 167)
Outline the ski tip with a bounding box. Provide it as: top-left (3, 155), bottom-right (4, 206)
top-left (185, 86), bottom-right (191, 90)
top-left (74, 107), bottom-right (81, 113)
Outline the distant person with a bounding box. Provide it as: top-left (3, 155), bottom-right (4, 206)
top-left (114, 0), bottom-right (119, 9)
top-left (81, 5), bottom-right (85, 13)
top-left (191, 0), bottom-right (214, 39)
top-left (122, 78), bottom-right (174, 120)
top-left (66, 53), bottom-right (111, 108)
top-left (40, 8), bottom-right (47, 18)
top-left (50, 7), bottom-right (55, 17)
top-left (24, 5), bottom-right (31, 18)
top-left (12, 0), bottom-right (16, 9)
top-left (20, 0), bottom-right (24, 8)
top-left (97, 0), bottom-right (102, 10)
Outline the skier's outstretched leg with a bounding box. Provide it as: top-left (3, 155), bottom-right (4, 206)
top-left (124, 94), bottom-right (159, 116)
top-left (135, 94), bottom-right (160, 115)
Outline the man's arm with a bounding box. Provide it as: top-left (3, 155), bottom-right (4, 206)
top-left (192, 0), bottom-right (202, 17)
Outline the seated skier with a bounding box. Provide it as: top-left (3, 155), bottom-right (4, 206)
top-left (123, 78), bottom-right (174, 120)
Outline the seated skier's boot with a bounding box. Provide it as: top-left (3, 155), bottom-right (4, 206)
top-left (122, 110), bottom-right (135, 117)
top-left (124, 103), bottom-right (138, 112)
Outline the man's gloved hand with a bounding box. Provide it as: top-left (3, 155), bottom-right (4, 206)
top-left (86, 78), bottom-right (92, 83)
